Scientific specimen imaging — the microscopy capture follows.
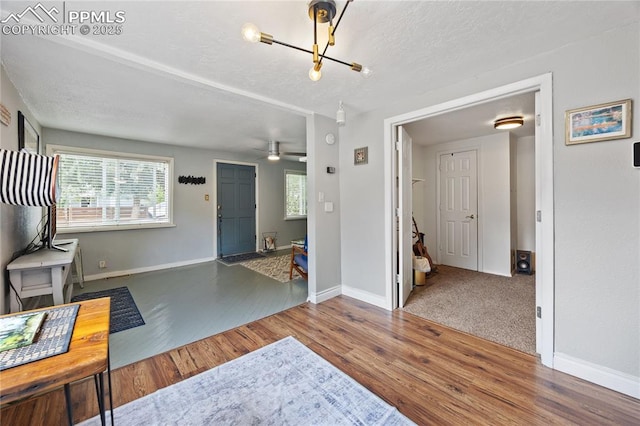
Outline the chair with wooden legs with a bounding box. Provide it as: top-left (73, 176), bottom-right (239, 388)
top-left (289, 236), bottom-right (308, 280)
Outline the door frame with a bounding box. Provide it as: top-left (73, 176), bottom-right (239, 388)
top-left (213, 159), bottom-right (260, 259)
top-left (384, 73), bottom-right (555, 367)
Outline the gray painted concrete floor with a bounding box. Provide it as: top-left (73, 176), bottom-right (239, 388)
top-left (27, 254), bottom-right (308, 369)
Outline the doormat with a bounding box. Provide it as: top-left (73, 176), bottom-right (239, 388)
top-left (218, 252), bottom-right (265, 265)
top-left (71, 287), bottom-right (145, 334)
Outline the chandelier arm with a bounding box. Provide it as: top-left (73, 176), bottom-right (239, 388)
top-left (318, 0), bottom-right (351, 68)
top-left (270, 39), bottom-right (353, 68)
top-left (313, 4), bottom-right (318, 45)
top-left (332, 0), bottom-right (351, 33)
top-left (313, 4), bottom-right (319, 63)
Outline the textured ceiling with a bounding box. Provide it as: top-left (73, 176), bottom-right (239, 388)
top-left (405, 92), bottom-right (536, 146)
top-left (1, 1), bottom-right (638, 155)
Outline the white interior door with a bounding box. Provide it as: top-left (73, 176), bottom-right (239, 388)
top-left (398, 126), bottom-right (413, 307)
top-left (439, 150), bottom-right (478, 270)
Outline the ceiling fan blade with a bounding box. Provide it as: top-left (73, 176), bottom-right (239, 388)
top-left (281, 152), bottom-right (306, 156)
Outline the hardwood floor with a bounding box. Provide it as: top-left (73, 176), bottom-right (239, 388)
top-left (2, 296), bottom-right (639, 425)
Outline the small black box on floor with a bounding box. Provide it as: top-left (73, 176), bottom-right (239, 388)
top-left (516, 250), bottom-right (533, 275)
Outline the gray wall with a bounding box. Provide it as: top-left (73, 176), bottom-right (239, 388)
top-left (42, 128), bottom-right (306, 278)
top-left (517, 136), bottom-right (535, 252)
top-left (339, 21), bottom-right (639, 381)
top-left (307, 114), bottom-right (341, 300)
top-left (257, 160), bottom-right (307, 250)
top-left (0, 65), bottom-right (43, 314)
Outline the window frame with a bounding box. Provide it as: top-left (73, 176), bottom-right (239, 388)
top-left (47, 144), bottom-right (175, 233)
top-left (284, 169), bottom-right (307, 220)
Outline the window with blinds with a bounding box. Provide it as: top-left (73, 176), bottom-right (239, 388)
top-left (285, 170), bottom-right (307, 220)
top-left (47, 145), bottom-right (173, 231)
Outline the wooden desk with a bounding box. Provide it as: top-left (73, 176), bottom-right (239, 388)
top-left (5, 239), bottom-right (83, 314)
top-left (0, 298), bottom-right (112, 425)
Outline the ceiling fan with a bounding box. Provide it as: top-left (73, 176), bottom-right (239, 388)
top-left (260, 140), bottom-right (307, 162)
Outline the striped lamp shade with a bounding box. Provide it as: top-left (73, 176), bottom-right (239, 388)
top-left (0, 149), bottom-right (59, 207)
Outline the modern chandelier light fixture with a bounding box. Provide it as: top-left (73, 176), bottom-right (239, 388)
top-left (241, 0), bottom-right (371, 81)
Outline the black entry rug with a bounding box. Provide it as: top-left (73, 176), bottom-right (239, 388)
top-left (71, 287), bottom-right (145, 334)
top-left (218, 252), bottom-right (265, 265)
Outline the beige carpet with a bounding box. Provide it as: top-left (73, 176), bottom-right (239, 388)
top-left (240, 254), bottom-right (295, 282)
top-left (402, 265), bottom-right (536, 355)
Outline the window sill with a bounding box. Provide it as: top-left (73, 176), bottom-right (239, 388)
top-left (58, 222), bottom-right (176, 233)
top-left (284, 216), bottom-right (307, 221)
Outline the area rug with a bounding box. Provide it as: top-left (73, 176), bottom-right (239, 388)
top-left (217, 251), bottom-right (265, 265)
top-left (240, 254), bottom-right (294, 282)
top-left (79, 336), bottom-right (413, 425)
top-left (402, 265), bottom-right (535, 355)
top-left (71, 287), bottom-right (145, 334)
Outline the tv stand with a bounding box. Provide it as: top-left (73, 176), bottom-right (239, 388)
top-left (5, 239), bottom-right (84, 313)
top-left (50, 240), bottom-right (73, 252)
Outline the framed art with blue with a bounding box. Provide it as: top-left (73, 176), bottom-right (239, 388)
top-left (565, 99), bottom-right (632, 145)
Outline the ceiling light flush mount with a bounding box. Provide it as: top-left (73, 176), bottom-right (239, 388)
top-left (494, 116), bottom-right (524, 130)
top-left (242, 0), bottom-right (371, 81)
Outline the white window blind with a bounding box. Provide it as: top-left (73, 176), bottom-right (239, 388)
top-left (48, 145), bottom-right (173, 231)
top-left (285, 170), bottom-right (307, 219)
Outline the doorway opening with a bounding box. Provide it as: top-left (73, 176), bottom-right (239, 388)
top-left (384, 74), bottom-right (554, 367)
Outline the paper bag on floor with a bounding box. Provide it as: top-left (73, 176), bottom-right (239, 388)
top-left (412, 253), bottom-right (431, 273)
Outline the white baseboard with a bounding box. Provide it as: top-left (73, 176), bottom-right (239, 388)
top-left (259, 244), bottom-right (293, 253)
top-left (84, 257), bottom-right (216, 282)
top-left (341, 285), bottom-right (388, 310)
top-left (308, 285), bottom-right (341, 304)
top-left (554, 352), bottom-right (640, 399)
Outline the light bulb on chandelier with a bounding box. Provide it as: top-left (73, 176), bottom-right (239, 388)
top-left (241, 23), bottom-right (261, 43)
top-left (309, 63), bottom-right (323, 82)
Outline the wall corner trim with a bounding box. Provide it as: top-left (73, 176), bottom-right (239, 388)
top-left (308, 285), bottom-right (342, 304)
top-left (554, 352), bottom-right (640, 399)
top-left (84, 257), bottom-right (216, 281)
top-left (341, 285), bottom-right (388, 310)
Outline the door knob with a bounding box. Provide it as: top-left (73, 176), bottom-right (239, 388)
top-left (465, 214), bottom-right (475, 219)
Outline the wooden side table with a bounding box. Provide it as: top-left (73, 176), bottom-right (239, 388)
top-left (0, 298), bottom-right (113, 425)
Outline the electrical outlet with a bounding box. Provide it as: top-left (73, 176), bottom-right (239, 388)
top-left (99, 260), bottom-right (106, 269)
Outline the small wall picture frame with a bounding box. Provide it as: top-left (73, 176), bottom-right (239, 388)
top-left (18, 111), bottom-right (40, 154)
top-left (565, 99), bottom-right (632, 145)
top-left (354, 147), bottom-right (368, 165)
top-left (0, 104), bottom-right (10, 126)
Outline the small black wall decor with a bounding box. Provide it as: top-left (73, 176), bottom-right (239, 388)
top-left (178, 175), bottom-right (206, 185)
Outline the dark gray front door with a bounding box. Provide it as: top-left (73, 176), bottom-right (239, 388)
top-left (217, 163), bottom-right (256, 256)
